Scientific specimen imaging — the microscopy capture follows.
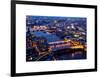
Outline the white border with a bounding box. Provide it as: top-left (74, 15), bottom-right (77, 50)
top-left (16, 4), bottom-right (95, 73)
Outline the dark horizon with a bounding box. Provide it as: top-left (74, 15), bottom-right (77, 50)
top-left (26, 15), bottom-right (87, 29)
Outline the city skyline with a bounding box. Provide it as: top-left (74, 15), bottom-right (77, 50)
top-left (26, 15), bottom-right (87, 61)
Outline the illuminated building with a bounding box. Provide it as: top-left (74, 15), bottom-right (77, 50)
top-left (32, 25), bottom-right (48, 31)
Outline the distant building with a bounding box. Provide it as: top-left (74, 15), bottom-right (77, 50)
top-left (32, 25), bottom-right (48, 31)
